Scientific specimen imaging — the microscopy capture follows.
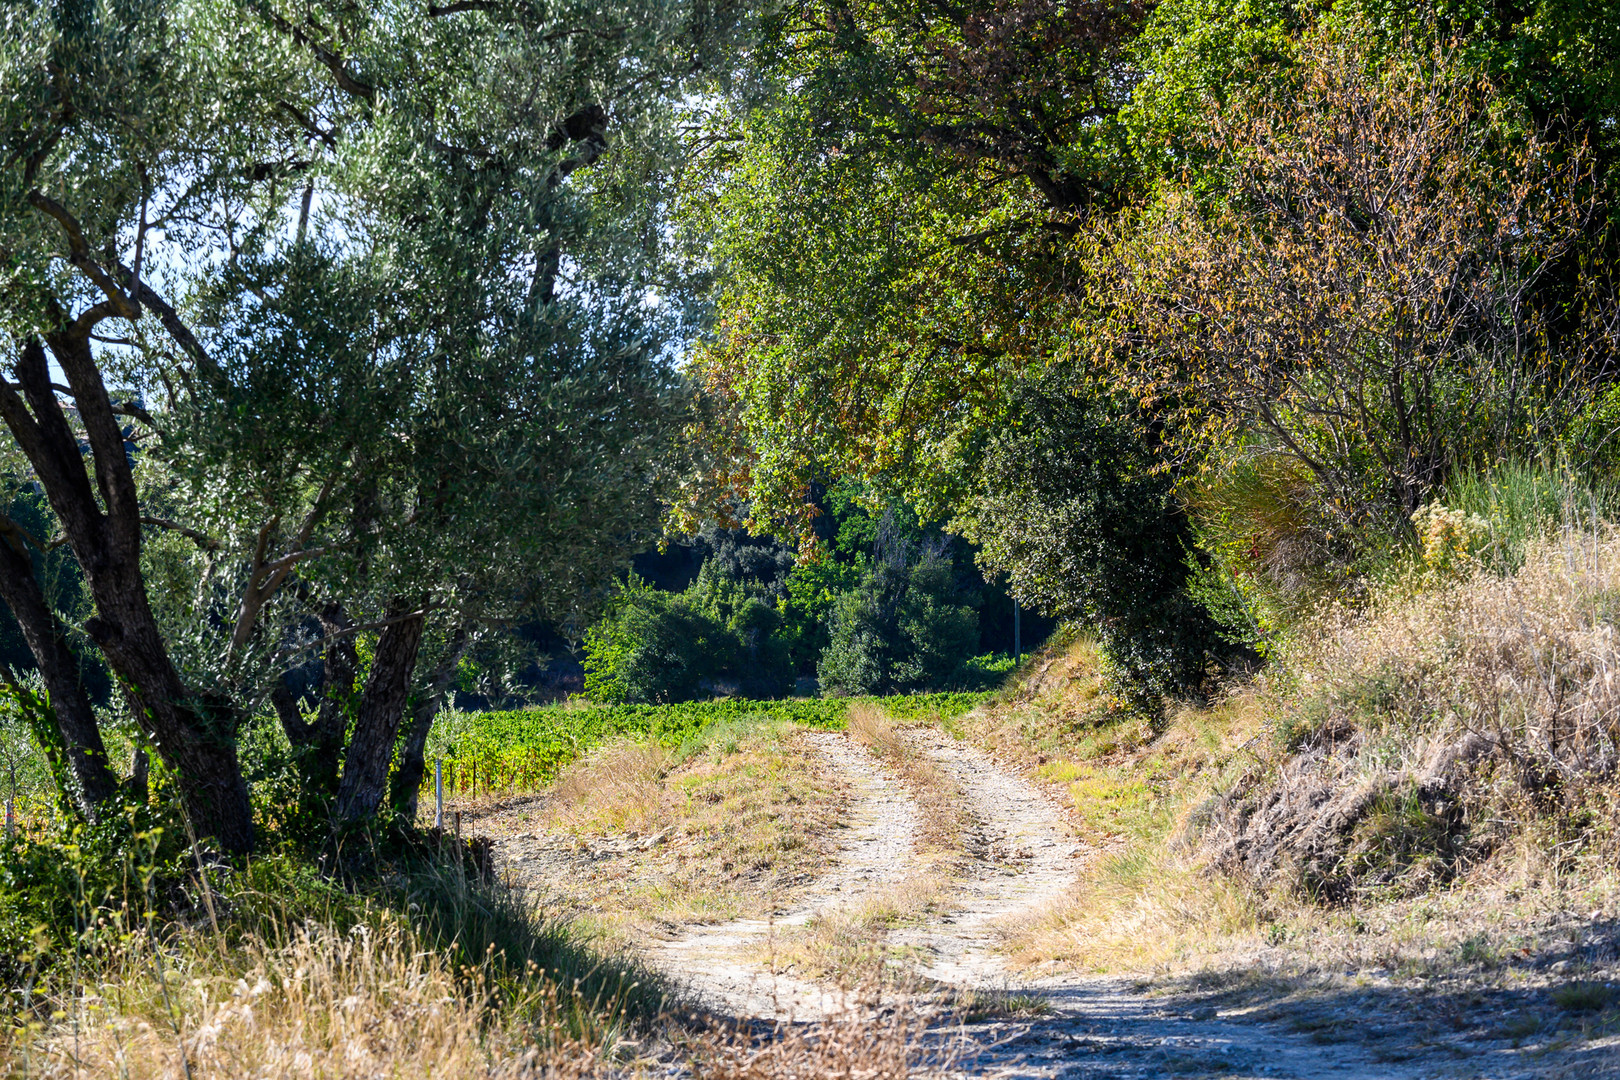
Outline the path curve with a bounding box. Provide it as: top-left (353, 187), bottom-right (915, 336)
top-left (481, 725), bottom-right (1614, 1078)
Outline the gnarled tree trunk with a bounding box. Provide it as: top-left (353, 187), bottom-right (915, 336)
top-left (389, 624), bottom-right (468, 821)
top-left (333, 598), bottom-right (427, 824)
top-left (0, 519), bottom-right (118, 815)
top-left (272, 602), bottom-right (361, 802)
top-left (0, 336), bottom-right (254, 853)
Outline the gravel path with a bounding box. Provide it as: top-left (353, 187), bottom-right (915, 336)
top-left (484, 727), bottom-right (1620, 1078)
top-left (645, 729), bottom-right (921, 1019)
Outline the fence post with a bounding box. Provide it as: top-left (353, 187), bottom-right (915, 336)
top-left (434, 758), bottom-right (444, 830)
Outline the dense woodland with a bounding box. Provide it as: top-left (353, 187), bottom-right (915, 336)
top-left (2, 0), bottom-right (1620, 1065)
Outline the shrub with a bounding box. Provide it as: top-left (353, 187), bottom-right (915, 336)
top-left (818, 550), bottom-right (979, 696)
top-left (955, 379), bottom-right (1235, 717)
top-left (582, 571), bottom-right (793, 704)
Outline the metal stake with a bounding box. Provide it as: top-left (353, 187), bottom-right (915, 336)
top-left (434, 758), bottom-right (444, 830)
top-left (1014, 598), bottom-right (1022, 661)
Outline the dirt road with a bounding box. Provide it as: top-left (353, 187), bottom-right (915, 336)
top-left (486, 728), bottom-right (1620, 1079)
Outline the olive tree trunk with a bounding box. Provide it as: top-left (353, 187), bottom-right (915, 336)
top-left (0, 520), bottom-right (119, 815)
top-left (272, 603), bottom-right (362, 802)
top-left (0, 336), bottom-right (254, 853)
top-left (333, 599), bottom-right (427, 824)
top-left (389, 625), bottom-right (468, 820)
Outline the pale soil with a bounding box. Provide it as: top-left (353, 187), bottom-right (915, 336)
top-left (474, 726), bottom-right (1620, 1079)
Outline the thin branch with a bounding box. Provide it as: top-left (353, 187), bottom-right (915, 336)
top-left (24, 191), bottom-right (138, 320)
top-left (140, 517), bottom-right (219, 552)
top-left (113, 399), bottom-right (158, 428)
top-left (427, 0), bottom-right (499, 13)
top-left (277, 102), bottom-right (338, 149)
top-left (258, 9), bottom-right (376, 102)
top-left (0, 514), bottom-right (51, 556)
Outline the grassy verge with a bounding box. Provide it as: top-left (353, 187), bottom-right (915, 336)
top-left (6, 844), bottom-right (669, 1078)
top-left (476, 715), bottom-right (853, 937)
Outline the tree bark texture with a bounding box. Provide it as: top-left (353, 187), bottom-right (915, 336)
top-left (0, 337), bottom-right (254, 853)
top-left (389, 625), bottom-right (467, 820)
top-left (333, 599), bottom-right (426, 823)
top-left (273, 603), bottom-right (360, 801)
top-left (0, 519), bottom-right (119, 815)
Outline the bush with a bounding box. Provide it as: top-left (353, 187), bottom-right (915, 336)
top-left (955, 379), bottom-right (1235, 717)
top-left (582, 570), bottom-right (793, 704)
top-left (818, 550), bottom-right (980, 696)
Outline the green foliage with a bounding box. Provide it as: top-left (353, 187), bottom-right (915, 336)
top-left (959, 652), bottom-right (1019, 689)
top-left (1123, 0), bottom-right (1299, 171)
top-left (955, 381), bottom-right (1233, 716)
top-left (818, 550), bottom-right (981, 696)
top-left (0, 806), bottom-right (187, 985)
top-left (426, 693), bottom-right (988, 794)
top-left (777, 555), bottom-right (861, 672)
top-left (581, 571), bottom-right (793, 704)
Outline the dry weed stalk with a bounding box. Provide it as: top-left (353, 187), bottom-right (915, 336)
top-left (1309, 529), bottom-right (1620, 792)
top-left (25, 919), bottom-right (611, 1079)
top-left (690, 1009), bottom-right (948, 1080)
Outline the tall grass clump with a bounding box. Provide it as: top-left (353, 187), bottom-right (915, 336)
top-left (1441, 459), bottom-right (1615, 575)
top-left (2, 820), bottom-right (668, 1077)
top-left (1199, 521), bottom-right (1620, 900)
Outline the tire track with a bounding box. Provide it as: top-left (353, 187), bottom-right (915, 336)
top-left (645, 729), bottom-right (920, 1019)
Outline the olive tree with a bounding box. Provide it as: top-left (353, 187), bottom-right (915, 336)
top-left (0, 0), bottom-right (737, 849)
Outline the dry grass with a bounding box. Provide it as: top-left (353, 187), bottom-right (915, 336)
top-left (491, 723), bottom-right (851, 934)
top-left (15, 917), bottom-right (620, 1079)
top-left (686, 1009), bottom-right (952, 1079)
top-left (550, 740), bottom-right (674, 836)
top-left (755, 875), bottom-right (949, 988)
top-left (13, 911), bottom-right (949, 1080)
top-left (845, 703), bottom-right (962, 856)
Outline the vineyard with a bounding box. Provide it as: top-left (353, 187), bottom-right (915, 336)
top-left (421, 692), bottom-right (989, 796)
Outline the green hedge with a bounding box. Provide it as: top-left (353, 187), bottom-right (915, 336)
top-left (425, 692), bottom-right (988, 795)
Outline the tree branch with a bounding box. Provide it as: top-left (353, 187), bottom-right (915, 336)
top-left (24, 192), bottom-right (138, 321)
top-left (140, 516), bottom-right (220, 551)
top-left (257, 8), bottom-right (376, 102)
top-left (427, 0), bottom-right (499, 13)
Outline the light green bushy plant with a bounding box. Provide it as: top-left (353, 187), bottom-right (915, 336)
top-left (1441, 459), bottom-right (1614, 575)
